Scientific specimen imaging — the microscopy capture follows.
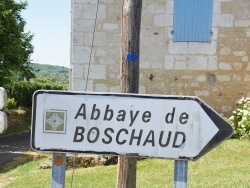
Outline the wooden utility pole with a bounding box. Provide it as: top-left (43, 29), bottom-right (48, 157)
top-left (117, 0), bottom-right (142, 188)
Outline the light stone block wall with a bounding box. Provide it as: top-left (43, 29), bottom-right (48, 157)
top-left (71, 0), bottom-right (122, 91)
top-left (71, 0), bottom-right (250, 116)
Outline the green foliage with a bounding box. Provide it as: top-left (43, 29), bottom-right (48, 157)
top-left (33, 77), bottom-right (53, 84)
top-left (6, 81), bottom-right (66, 107)
top-left (30, 63), bottom-right (69, 84)
top-left (6, 97), bottom-right (16, 109)
top-left (228, 97), bottom-right (250, 139)
top-left (0, 0), bottom-right (34, 86)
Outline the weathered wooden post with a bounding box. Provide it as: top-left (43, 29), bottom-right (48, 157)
top-left (117, 0), bottom-right (142, 187)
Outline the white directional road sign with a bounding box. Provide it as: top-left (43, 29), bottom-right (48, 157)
top-left (0, 111), bottom-right (8, 134)
top-left (31, 90), bottom-right (233, 160)
top-left (0, 87), bottom-right (7, 134)
top-left (0, 87), bottom-right (7, 110)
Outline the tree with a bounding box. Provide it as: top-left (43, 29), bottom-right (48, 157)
top-left (0, 0), bottom-right (34, 86)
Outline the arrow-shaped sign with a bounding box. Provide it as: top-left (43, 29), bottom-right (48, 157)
top-left (0, 111), bottom-right (8, 134)
top-left (0, 87), bottom-right (7, 110)
top-left (31, 90), bottom-right (233, 160)
top-left (0, 87), bottom-right (7, 134)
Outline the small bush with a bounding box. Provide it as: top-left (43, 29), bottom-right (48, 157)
top-left (6, 98), bottom-right (17, 109)
top-left (228, 97), bottom-right (250, 139)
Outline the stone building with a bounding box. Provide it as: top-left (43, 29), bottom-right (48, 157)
top-left (70, 0), bottom-right (250, 116)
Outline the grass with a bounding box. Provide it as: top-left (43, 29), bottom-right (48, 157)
top-left (5, 108), bottom-right (26, 115)
top-left (0, 139), bottom-right (250, 187)
top-left (0, 124), bottom-right (30, 137)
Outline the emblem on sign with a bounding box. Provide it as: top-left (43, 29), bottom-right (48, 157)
top-left (43, 110), bottom-right (67, 134)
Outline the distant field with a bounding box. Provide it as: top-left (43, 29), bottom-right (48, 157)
top-left (0, 139), bottom-right (249, 187)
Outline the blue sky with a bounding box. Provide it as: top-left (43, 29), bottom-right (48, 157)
top-left (21, 0), bottom-right (71, 67)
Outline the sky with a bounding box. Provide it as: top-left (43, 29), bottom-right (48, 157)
top-left (21, 0), bottom-right (71, 67)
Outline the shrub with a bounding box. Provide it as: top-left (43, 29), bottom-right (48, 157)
top-left (6, 98), bottom-right (17, 109)
top-left (6, 81), bottom-right (66, 107)
top-left (228, 97), bottom-right (250, 139)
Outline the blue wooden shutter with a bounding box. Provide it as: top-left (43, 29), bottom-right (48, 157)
top-left (173, 0), bottom-right (213, 42)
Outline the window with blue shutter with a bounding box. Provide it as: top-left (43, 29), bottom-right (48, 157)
top-left (173, 0), bottom-right (213, 42)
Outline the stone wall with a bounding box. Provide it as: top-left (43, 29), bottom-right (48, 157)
top-left (71, 0), bottom-right (250, 116)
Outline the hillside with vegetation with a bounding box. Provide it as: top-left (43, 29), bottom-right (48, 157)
top-left (30, 63), bottom-right (69, 84)
top-left (5, 63), bottom-right (69, 110)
